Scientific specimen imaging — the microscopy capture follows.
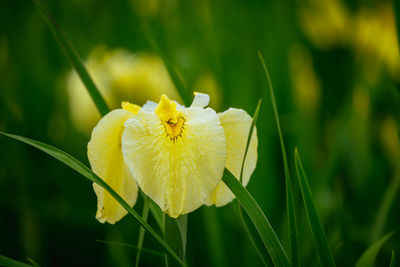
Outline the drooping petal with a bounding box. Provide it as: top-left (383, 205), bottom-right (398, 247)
top-left (206, 108), bottom-right (258, 207)
top-left (122, 103), bottom-right (226, 218)
top-left (88, 109), bottom-right (138, 224)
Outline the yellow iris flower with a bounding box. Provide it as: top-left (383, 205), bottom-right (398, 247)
top-left (87, 93), bottom-right (257, 222)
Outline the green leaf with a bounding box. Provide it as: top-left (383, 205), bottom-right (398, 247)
top-left (355, 231), bottom-right (395, 267)
top-left (135, 195), bottom-right (151, 267)
top-left (237, 204), bottom-right (273, 266)
top-left (294, 148), bottom-right (335, 267)
top-left (163, 214), bottom-right (187, 266)
top-left (235, 98), bottom-right (272, 266)
top-left (370, 170), bottom-right (400, 242)
top-left (32, 0), bottom-right (109, 116)
top-left (390, 250), bottom-right (396, 267)
top-left (149, 200), bottom-right (164, 232)
top-left (141, 23), bottom-right (192, 107)
top-left (0, 131), bottom-right (186, 267)
top-left (222, 169), bottom-right (290, 267)
top-left (96, 240), bottom-right (163, 257)
top-left (239, 99), bottom-right (261, 184)
top-left (258, 51), bottom-right (299, 267)
top-left (27, 259), bottom-right (40, 267)
top-left (0, 255), bottom-right (34, 267)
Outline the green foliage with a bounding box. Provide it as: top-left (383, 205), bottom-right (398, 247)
top-left (96, 240), bottom-right (163, 257)
top-left (294, 148), bottom-right (335, 267)
top-left (259, 51), bottom-right (299, 267)
top-left (355, 231), bottom-right (396, 267)
top-left (163, 214), bottom-right (188, 266)
top-left (32, 0), bottom-right (110, 116)
top-left (236, 98), bottom-right (273, 266)
top-left (0, 132), bottom-right (186, 267)
top-left (0, 255), bottom-right (35, 267)
top-left (1, 0), bottom-right (399, 266)
top-left (135, 195), bottom-right (150, 267)
top-left (390, 250), bottom-right (395, 267)
top-left (222, 169), bottom-right (289, 266)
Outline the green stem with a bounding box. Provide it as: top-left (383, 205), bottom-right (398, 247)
top-left (135, 195), bottom-right (150, 267)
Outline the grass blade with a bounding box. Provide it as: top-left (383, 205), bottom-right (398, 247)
top-left (27, 259), bottom-right (40, 267)
top-left (235, 98), bottom-right (272, 266)
top-left (0, 255), bottom-right (34, 267)
top-left (258, 51), bottom-right (299, 267)
top-left (237, 204), bottom-right (273, 266)
top-left (141, 23), bottom-right (192, 106)
top-left (0, 132), bottom-right (186, 267)
top-left (149, 200), bottom-right (164, 232)
top-left (32, 0), bottom-right (109, 116)
top-left (222, 169), bottom-right (290, 266)
top-left (370, 167), bottom-right (400, 242)
top-left (96, 240), bottom-right (164, 257)
top-left (163, 214), bottom-right (187, 265)
top-left (135, 195), bottom-right (150, 267)
top-left (239, 99), bottom-right (261, 184)
top-left (390, 250), bottom-right (396, 267)
top-left (355, 230), bottom-right (395, 267)
top-left (294, 148), bottom-right (335, 267)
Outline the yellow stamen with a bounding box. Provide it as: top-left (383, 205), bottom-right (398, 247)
top-left (122, 101), bottom-right (140, 115)
top-left (155, 95), bottom-right (185, 140)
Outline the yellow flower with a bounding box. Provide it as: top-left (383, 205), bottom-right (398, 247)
top-left (66, 46), bottom-right (180, 135)
top-left (88, 93), bottom-right (258, 221)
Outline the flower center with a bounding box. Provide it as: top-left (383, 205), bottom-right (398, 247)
top-left (155, 95), bottom-right (185, 140)
top-left (162, 116), bottom-right (185, 140)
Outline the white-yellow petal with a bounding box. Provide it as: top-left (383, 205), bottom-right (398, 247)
top-left (122, 106), bottom-right (226, 218)
top-left (206, 108), bottom-right (258, 207)
top-left (87, 109), bottom-right (138, 224)
top-left (191, 92), bottom-right (210, 108)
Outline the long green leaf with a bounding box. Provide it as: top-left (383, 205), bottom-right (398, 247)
top-left (294, 148), bottom-right (335, 267)
top-left (370, 168), bottom-right (400, 242)
top-left (390, 250), bottom-right (396, 267)
top-left (141, 23), bottom-right (192, 106)
top-left (240, 99), bottom-right (261, 184)
top-left (236, 98), bottom-right (272, 266)
top-left (135, 195), bottom-right (150, 267)
top-left (237, 204), bottom-right (273, 266)
top-left (355, 231), bottom-right (395, 267)
top-left (222, 169), bottom-right (289, 266)
top-left (163, 214), bottom-right (187, 266)
top-left (0, 132), bottom-right (186, 267)
top-left (27, 259), bottom-right (40, 267)
top-left (0, 255), bottom-right (34, 267)
top-left (258, 51), bottom-right (299, 267)
top-left (149, 200), bottom-right (164, 232)
top-left (32, 0), bottom-right (109, 116)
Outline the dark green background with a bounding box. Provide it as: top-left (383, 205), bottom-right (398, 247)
top-left (1, 0), bottom-right (399, 266)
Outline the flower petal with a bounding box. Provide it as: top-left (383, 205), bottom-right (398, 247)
top-left (87, 109), bottom-right (138, 224)
top-left (206, 108), bottom-right (258, 207)
top-left (122, 106), bottom-right (226, 218)
top-left (142, 100), bottom-right (158, 111)
top-left (191, 92), bottom-right (210, 108)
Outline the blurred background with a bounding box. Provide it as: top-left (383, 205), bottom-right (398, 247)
top-left (0, 0), bottom-right (399, 266)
